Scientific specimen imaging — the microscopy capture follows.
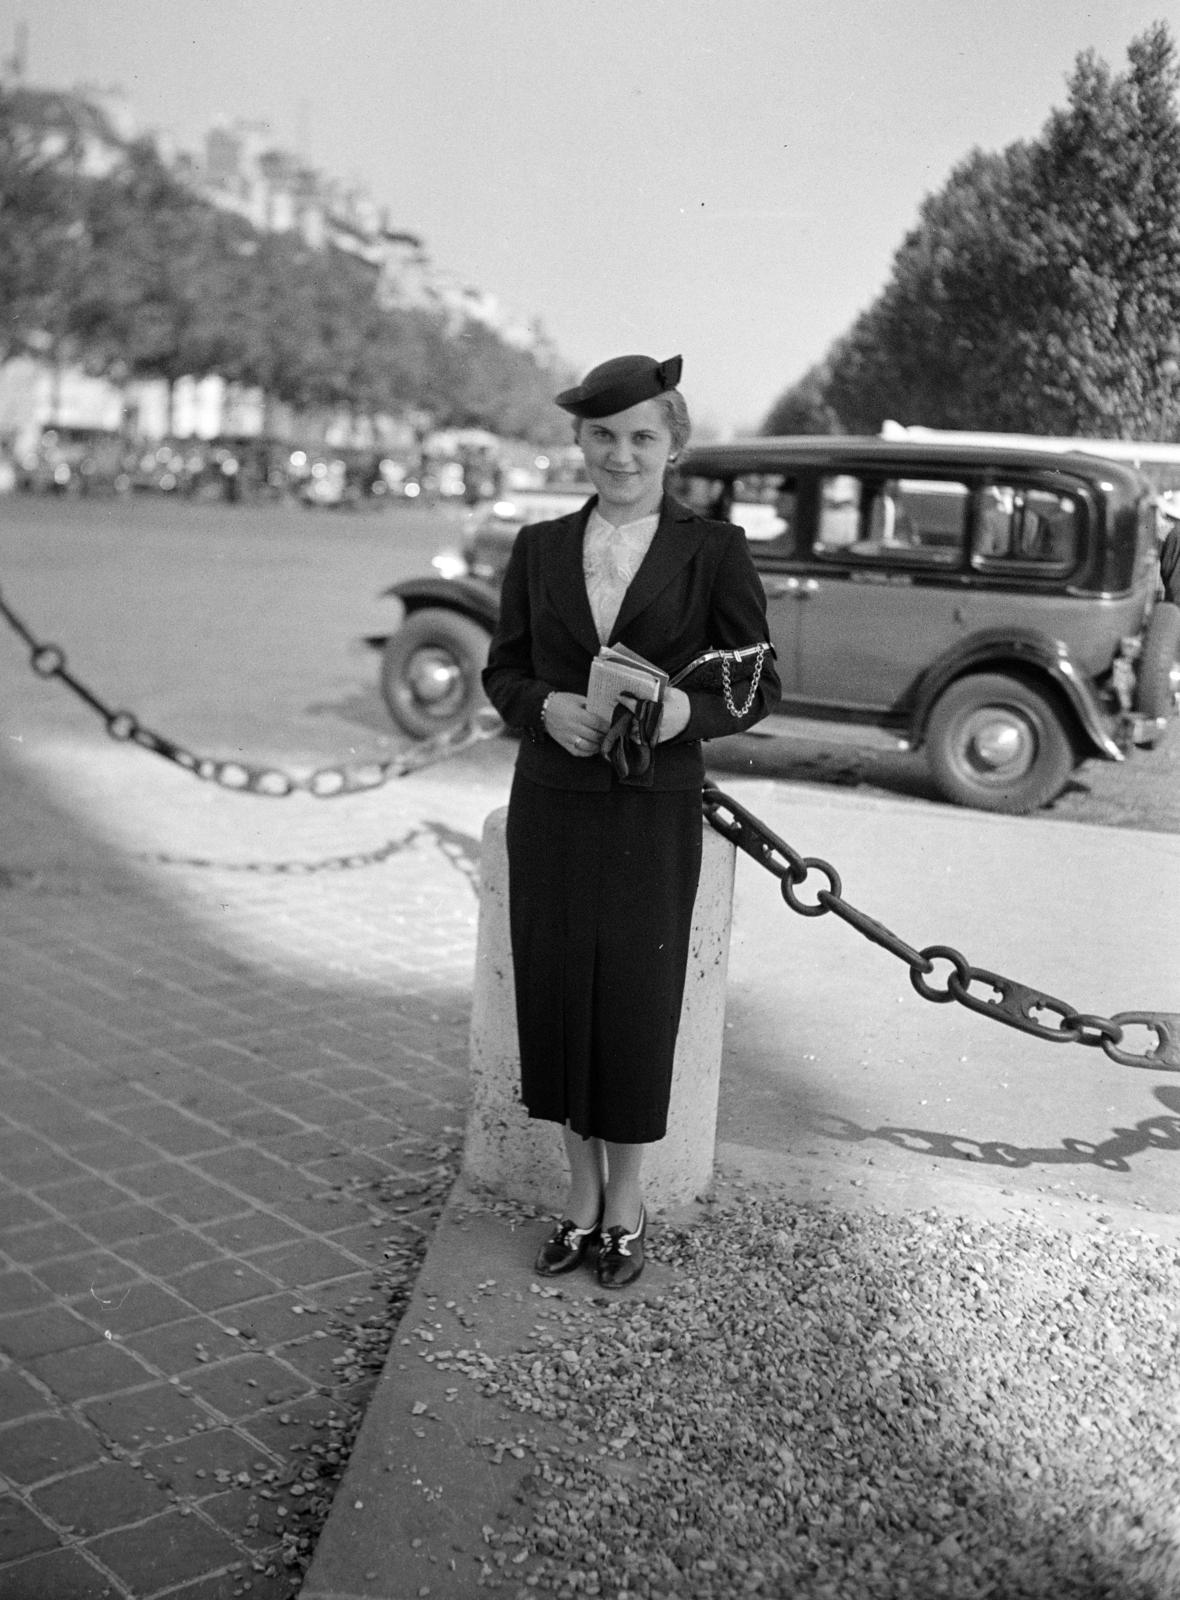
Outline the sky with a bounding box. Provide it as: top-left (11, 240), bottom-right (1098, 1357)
top-left (2, 0), bottom-right (1174, 435)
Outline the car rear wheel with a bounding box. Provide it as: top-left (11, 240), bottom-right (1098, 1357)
top-left (380, 608), bottom-right (491, 739)
top-left (1135, 601), bottom-right (1180, 725)
top-left (925, 672), bottom-right (1076, 814)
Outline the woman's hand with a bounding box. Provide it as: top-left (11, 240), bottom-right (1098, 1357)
top-left (544, 692), bottom-right (609, 757)
top-left (656, 687), bottom-right (691, 743)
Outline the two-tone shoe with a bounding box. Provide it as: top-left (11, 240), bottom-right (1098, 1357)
top-left (533, 1212), bottom-right (601, 1276)
top-left (596, 1205), bottom-right (646, 1289)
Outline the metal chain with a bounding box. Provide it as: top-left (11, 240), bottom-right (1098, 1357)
top-left (701, 783), bottom-right (1180, 1073)
top-left (0, 584), bottom-right (504, 795)
top-left (721, 645), bottom-right (767, 720)
top-left (7, 584), bottom-right (1176, 1071)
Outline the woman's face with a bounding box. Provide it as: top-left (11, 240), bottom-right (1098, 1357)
top-left (577, 398), bottom-right (675, 521)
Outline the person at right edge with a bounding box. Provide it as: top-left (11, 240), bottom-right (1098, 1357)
top-left (481, 352), bottom-right (780, 1289)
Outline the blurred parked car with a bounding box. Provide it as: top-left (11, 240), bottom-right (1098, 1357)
top-left (294, 447), bottom-right (387, 509)
top-left (366, 436), bottom-right (1180, 813)
top-left (16, 426), bottom-right (130, 496)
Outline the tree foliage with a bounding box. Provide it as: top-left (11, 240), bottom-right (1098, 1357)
top-left (0, 86), bottom-right (565, 440)
top-left (0, 89), bottom-right (87, 364)
top-left (767, 23), bottom-right (1180, 440)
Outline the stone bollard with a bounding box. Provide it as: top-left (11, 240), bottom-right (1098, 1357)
top-left (464, 806), bottom-right (736, 1211)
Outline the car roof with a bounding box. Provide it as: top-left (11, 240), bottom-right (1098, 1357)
top-left (678, 435), bottom-right (1150, 493)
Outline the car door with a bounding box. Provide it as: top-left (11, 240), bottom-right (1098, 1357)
top-left (791, 474), bottom-right (972, 714)
top-left (727, 476), bottom-right (804, 695)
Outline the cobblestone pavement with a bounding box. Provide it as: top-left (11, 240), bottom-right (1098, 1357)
top-left (0, 734), bottom-right (510, 1599)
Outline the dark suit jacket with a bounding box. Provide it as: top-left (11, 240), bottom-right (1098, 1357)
top-left (482, 494), bottom-right (781, 791)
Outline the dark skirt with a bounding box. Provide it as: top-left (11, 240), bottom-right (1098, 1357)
top-left (505, 773), bottom-right (703, 1144)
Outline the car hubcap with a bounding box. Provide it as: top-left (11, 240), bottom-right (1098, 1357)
top-left (960, 708), bottom-right (1034, 779)
top-left (407, 649), bottom-right (463, 710)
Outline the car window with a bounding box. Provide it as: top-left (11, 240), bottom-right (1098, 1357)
top-left (675, 472), bottom-right (798, 553)
top-left (814, 475), bottom-right (966, 564)
top-left (972, 483), bottom-right (1080, 574)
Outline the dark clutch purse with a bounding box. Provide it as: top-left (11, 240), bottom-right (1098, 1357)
top-left (670, 643), bottom-right (772, 718)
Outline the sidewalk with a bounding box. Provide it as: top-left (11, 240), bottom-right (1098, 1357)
top-left (2, 736), bottom-right (1179, 1599)
top-left (299, 780), bottom-right (1180, 1599)
top-left (0, 734), bottom-right (506, 1600)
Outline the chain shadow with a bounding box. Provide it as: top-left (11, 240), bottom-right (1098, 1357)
top-left (815, 1085), bottom-right (1180, 1172)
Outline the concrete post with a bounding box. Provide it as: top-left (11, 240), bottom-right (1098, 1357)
top-left (463, 806), bottom-right (736, 1211)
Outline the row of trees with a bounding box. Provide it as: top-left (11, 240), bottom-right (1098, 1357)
top-left (766, 23), bottom-right (1180, 441)
top-left (0, 90), bottom-right (572, 443)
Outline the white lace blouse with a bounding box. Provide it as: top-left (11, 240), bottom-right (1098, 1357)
top-left (582, 508), bottom-right (659, 643)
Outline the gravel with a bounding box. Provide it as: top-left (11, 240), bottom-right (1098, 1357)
top-left (472, 1189), bottom-right (1180, 1600)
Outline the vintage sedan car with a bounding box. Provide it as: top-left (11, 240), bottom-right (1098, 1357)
top-left (368, 437), bottom-right (1180, 813)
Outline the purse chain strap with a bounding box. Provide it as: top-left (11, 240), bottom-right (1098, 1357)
top-left (721, 646), bottom-right (766, 718)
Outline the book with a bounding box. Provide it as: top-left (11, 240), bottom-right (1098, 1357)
top-left (586, 643), bottom-right (668, 720)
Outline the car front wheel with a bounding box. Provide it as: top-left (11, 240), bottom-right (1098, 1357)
top-left (379, 608), bottom-right (491, 739)
top-left (924, 672), bottom-right (1076, 814)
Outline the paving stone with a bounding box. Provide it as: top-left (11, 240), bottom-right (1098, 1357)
top-left (114, 1228), bottom-right (222, 1276)
top-left (85, 1507), bottom-right (241, 1593)
top-left (169, 1259), bottom-right (279, 1312)
top-left (28, 1249), bottom-right (142, 1299)
top-left (34, 1175), bottom-right (132, 1214)
top-left (0, 1271), bottom-right (52, 1314)
top-left (177, 1353), bottom-right (313, 1421)
top-left (31, 1459), bottom-right (172, 1536)
top-left (238, 1391), bottom-right (342, 1454)
top-left (246, 1239), bottom-right (365, 1290)
top-left (2, 1219), bottom-right (96, 1264)
top-left (0, 1415), bottom-right (106, 1484)
top-left (81, 1383), bottom-right (213, 1450)
top-left (58, 1132), bottom-right (162, 1170)
top-left (0, 1306), bottom-right (103, 1360)
top-left (0, 1366), bottom-right (50, 1425)
top-left (28, 1339), bottom-right (155, 1402)
top-left (215, 1293), bottom-right (321, 1350)
top-left (0, 1493), bottom-right (60, 1561)
top-left (138, 1425), bottom-right (277, 1498)
top-left (107, 1106), bottom-right (232, 1158)
top-left (69, 1279), bottom-right (195, 1338)
top-left (75, 1203), bottom-right (179, 1248)
top-left (198, 1483), bottom-right (286, 1549)
top-left (0, 1544), bottom-right (118, 1600)
top-left (222, 1108), bottom-right (312, 1141)
top-left (0, 1189), bottom-right (55, 1230)
top-left (122, 1315), bottom-right (247, 1376)
top-left (191, 1149), bottom-right (306, 1200)
top-left (197, 1213), bottom-right (304, 1255)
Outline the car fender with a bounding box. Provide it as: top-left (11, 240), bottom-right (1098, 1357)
top-left (908, 629), bottom-right (1123, 761)
top-left (364, 575), bottom-right (500, 649)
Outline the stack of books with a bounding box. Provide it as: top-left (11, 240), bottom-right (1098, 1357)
top-left (586, 644), bottom-right (667, 720)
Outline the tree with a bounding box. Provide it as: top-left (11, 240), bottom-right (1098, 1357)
top-left (71, 140), bottom-right (238, 424)
top-left (762, 355), bottom-right (845, 435)
top-left (797, 23), bottom-right (1180, 440)
top-left (0, 86), bottom-right (89, 365)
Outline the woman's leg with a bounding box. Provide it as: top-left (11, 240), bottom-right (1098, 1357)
top-left (562, 1125), bottom-right (605, 1226)
top-left (603, 1140), bottom-right (645, 1232)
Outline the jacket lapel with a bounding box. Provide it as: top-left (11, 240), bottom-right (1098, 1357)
top-left (609, 498), bottom-right (704, 643)
top-left (541, 500), bottom-right (600, 656)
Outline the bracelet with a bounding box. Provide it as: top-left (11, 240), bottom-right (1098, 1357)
top-left (540, 692), bottom-right (556, 730)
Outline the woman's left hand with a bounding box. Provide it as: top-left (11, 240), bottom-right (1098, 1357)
top-left (657, 687), bottom-right (691, 743)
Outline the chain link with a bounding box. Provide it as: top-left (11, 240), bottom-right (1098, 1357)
top-left (1, 584), bottom-right (504, 794)
top-left (701, 784), bottom-right (1180, 1073)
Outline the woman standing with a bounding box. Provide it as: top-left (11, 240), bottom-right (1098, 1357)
top-left (482, 354), bottom-right (779, 1287)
